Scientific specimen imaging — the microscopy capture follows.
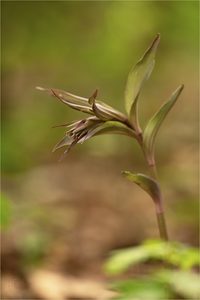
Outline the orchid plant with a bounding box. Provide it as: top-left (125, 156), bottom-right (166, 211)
top-left (37, 34), bottom-right (184, 241)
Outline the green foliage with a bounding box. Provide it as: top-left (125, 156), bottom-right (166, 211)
top-left (157, 270), bottom-right (200, 300)
top-left (0, 193), bottom-right (12, 230)
top-left (112, 278), bottom-right (171, 300)
top-left (105, 239), bottom-right (200, 275)
top-left (106, 240), bottom-right (200, 300)
top-left (112, 270), bottom-right (200, 300)
top-left (143, 84), bottom-right (184, 165)
top-left (124, 34), bottom-right (160, 128)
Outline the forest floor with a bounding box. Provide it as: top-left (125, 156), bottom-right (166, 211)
top-left (1, 156), bottom-right (198, 299)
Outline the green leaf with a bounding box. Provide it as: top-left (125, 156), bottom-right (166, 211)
top-left (105, 240), bottom-right (167, 275)
top-left (105, 247), bottom-right (148, 275)
top-left (122, 171), bottom-right (161, 203)
top-left (163, 243), bottom-right (200, 270)
top-left (158, 270), bottom-right (200, 300)
top-left (124, 34), bottom-right (160, 125)
top-left (112, 270), bottom-right (200, 300)
top-left (112, 279), bottom-right (172, 300)
top-left (143, 84), bottom-right (184, 164)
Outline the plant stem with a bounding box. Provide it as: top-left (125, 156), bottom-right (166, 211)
top-left (156, 211), bottom-right (169, 240)
top-left (149, 161), bottom-right (169, 241)
top-left (151, 164), bottom-right (169, 241)
top-left (148, 163), bottom-right (158, 180)
top-left (133, 129), bottom-right (169, 241)
top-left (155, 200), bottom-right (169, 241)
top-left (139, 140), bottom-right (169, 241)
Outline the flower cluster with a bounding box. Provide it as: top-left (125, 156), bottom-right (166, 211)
top-left (36, 87), bottom-right (137, 157)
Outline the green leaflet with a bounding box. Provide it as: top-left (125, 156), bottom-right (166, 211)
top-left (122, 171), bottom-right (161, 203)
top-left (143, 84), bottom-right (184, 163)
top-left (124, 34), bottom-right (160, 125)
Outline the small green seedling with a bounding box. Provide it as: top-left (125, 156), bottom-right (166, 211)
top-left (37, 34), bottom-right (184, 241)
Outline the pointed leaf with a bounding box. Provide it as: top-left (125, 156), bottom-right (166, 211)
top-left (105, 247), bottom-right (148, 275)
top-left (122, 171), bottom-right (161, 203)
top-left (124, 34), bottom-right (160, 123)
top-left (143, 84), bottom-right (184, 163)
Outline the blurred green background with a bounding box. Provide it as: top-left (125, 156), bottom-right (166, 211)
top-left (1, 1), bottom-right (199, 299)
top-left (2, 0), bottom-right (198, 172)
